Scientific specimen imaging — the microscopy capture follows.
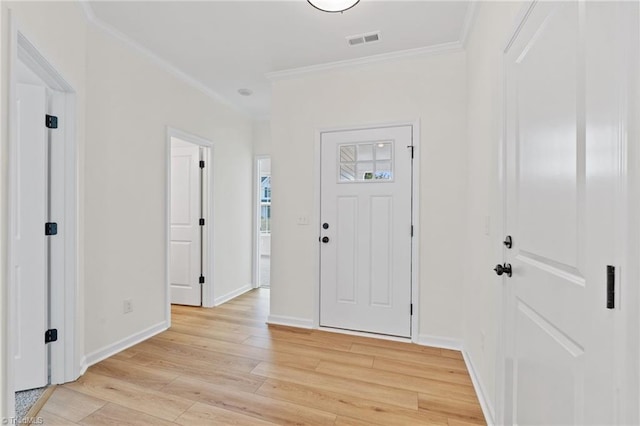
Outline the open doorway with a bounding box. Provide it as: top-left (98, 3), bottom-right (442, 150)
top-left (256, 157), bottom-right (271, 288)
top-left (167, 128), bottom-right (213, 311)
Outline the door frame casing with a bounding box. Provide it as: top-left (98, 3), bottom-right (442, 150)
top-left (313, 120), bottom-right (420, 342)
top-left (6, 12), bottom-right (80, 417)
top-left (165, 127), bottom-right (214, 315)
top-left (253, 155), bottom-right (270, 289)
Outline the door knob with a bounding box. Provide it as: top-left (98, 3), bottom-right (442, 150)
top-left (323, 223), bottom-right (329, 229)
top-left (494, 263), bottom-right (512, 277)
top-left (322, 236), bottom-right (330, 243)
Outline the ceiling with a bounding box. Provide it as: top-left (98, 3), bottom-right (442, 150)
top-left (88, 1), bottom-right (471, 118)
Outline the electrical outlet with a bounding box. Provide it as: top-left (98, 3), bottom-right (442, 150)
top-left (123, 299), bottom-right (133, 314)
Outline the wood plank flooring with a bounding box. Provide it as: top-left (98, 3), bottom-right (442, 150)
top-left (37, 289), bottom-right (485, 425)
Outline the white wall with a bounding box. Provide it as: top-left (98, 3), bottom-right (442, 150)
top-left (462, 1), bottom-right (522, 418)
top-left (269, 51), bottom-right (468, 340)
top-left (253, 119), bottom-right (271, 156)
top-left (0, 1), bottom-right (89, 417)
top-left (462, 2), bottom-right (553, 420)
top-left (84, 26), bottom-right (254, 356)
top-left (0, 4), bottom-right (254, 415)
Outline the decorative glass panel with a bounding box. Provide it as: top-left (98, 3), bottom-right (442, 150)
top-left (376, 143), bottom-right (392, 160)
top-left (340, 145), bottom-right (356, 162)
top-left (357, 162), bottom-right (374, 180)
top-left (340, 163), bottom-right (356, 181)
top-left (357, 144), bottom-right (373, 161)
top-left (338, 141), bottom-right (393, 182)
top-left (375, 161), bottom-right (392, 180)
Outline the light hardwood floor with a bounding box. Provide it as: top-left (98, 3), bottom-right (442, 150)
top-left (37, 289), bottom-right (485, 425)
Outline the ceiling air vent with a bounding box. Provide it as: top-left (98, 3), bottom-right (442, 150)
top-left (346, 31), bottom-right (381, 47)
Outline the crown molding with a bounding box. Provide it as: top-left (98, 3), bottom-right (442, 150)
top-left (78, 0), bottom-right (249, 118)
top-left (459, 0), bottom-right (478, 48)
top-left (266, 40), bottom-right (464, 82)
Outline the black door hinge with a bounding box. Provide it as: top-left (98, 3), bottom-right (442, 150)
top-left (199, 276), bottom-right (205, 284)
top-left (45, 222), bottom-right (58, 236)
top-left (199, 218), bottom-right (205, 226)
top-left (410, 304), bottom-right (413, 315)
top-left (607, 265), bottom-right (615, 309)
top-left (411, 225), bottom-right (414, 237)
top-left (199, 160), bottom-right (205, 169)
top-left (407, 145), bottom-right (414, 159)
top-left (45, 115), bottom-right (58, 129)
top-left (45, 329), bottom-right (58, 343)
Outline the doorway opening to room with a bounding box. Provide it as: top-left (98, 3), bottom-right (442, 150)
top-left (168, 129), bottom-right (213, 309)
top-left (255, 157), bottom-right (271, 289)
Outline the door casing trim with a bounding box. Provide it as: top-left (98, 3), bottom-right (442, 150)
top-left (165, 127), bottom-right (215, 314)
top-left (253, 155), bottom-right (270, 290)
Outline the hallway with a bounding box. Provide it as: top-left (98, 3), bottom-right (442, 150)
top-left (35, 289), bottom-right (484, 425)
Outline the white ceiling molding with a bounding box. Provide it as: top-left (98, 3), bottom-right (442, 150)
top-left (459, 0), bottom-right (478, 48)
top-left (265, 40), bottom-right (463, 82)
top-left (78, 0), bottom-right (248, 117)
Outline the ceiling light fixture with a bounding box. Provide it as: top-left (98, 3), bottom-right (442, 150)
top-left (307, 0), bottom-right (360, 13)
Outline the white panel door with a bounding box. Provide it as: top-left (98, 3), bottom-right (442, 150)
top-left (13, 83), bottom-right (48, 391)
top-left (503, 2), bottom-right (625, 424)
top-left (320, 126), bottom-right (412, 337)
top-left (170, 143), bottom-right (202, 306)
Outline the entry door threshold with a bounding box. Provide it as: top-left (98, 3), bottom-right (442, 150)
top-left (318, 326), bottom-right (412, 343)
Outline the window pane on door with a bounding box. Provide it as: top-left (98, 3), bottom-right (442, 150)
top-left (337, 141), bottom-right (394, 183)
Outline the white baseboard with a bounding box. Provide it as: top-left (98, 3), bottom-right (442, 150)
top-left (80, 320), bottom-right (169, 374)
top-left (266, 314), bottom-right (314, 329)
top-left (78, 355), bottom-right (88, 376)
top-left (462, 349), bottom-right (495, 425)
top-left (214, 284), bottom-right (252, 306)
top-left (416, 333), bottom-right (463, 351)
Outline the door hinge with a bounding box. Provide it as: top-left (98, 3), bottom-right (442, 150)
top-left (199, 218), bottom-right (205, 226)
top-left (607, 265), bottom-right (615, 309)
top-left (45, 329), bottom-right (58, 343)
top-left (411, 225), bottom-right (414, 237)
top-left (199, 160), bottom-right (205, 169)
top-left (199, 275), bottom-right (205, 284)
top-left (45, 114), bottom-right (58, 129)
top-left (407, 145), bottom-right (414, 159)
top-left (410, 304), bottom-right (413, 315)
top-left (45, 222), bottom-right (58, 236)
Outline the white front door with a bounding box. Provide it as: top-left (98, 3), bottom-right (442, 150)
top-left (13, 83), bottom-right (48, 391)
top-left (170, 141), bottom-right (202, 306)
top-left (320, 126), bottom-right (413, 337)
top-left (502, 2), bottom-right (627, 423)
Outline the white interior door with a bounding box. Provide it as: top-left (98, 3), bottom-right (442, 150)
top-left (502, 2), bottom-right (626, 424)
top-left (170, 141), bottom-right (202, 306)
top-left (320, 126), bottom-right (413, 337)
top-left (13, 83), bottom-right (48, 391)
